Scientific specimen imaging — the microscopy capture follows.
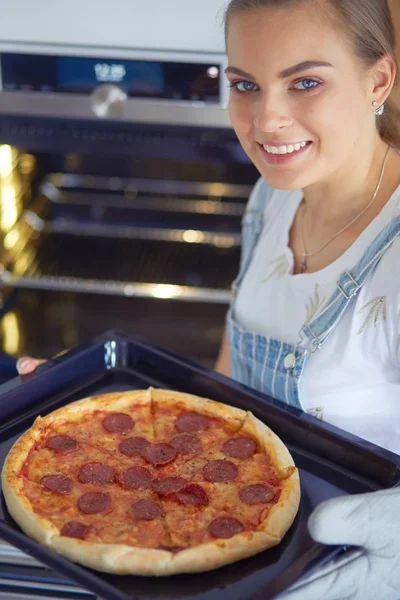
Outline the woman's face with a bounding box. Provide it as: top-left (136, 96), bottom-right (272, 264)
top-left (226, 4), bottom-right (376, 190)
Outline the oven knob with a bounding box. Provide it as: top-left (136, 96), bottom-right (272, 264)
top-left (90, 84), bottom-right (127, 119)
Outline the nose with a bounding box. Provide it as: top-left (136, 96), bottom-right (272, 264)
top-left (253, 95), bottom-right (293, 131)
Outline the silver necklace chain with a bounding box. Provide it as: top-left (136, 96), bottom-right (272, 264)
top-left (299, 144), bottom-right (391, 274)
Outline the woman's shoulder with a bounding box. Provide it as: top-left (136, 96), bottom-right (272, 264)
top-left (364, 235), bottom-right (400, 304)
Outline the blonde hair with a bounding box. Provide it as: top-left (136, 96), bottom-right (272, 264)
top-left (224, 0), bottom-right (400, 148)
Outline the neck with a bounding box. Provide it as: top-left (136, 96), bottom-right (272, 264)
top-left (302, 136), bottom-right (390, 228)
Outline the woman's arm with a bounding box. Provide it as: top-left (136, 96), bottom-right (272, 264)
top-left (214, 325), bottom-right (231, 377)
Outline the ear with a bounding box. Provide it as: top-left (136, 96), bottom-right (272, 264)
top-left (370, 54), bottom-right (397, 107)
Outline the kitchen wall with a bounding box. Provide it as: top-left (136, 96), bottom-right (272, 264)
top-left (0, 0), bottom-right (398, 71)
top-left (0, 0), bottom-right (228, 53)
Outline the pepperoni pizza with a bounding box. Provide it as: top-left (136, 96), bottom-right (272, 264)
top-left (1, 388), bottom-right (300, 576)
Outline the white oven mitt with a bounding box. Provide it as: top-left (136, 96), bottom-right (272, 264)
top-left (278, 487), bottom-right (400, 600)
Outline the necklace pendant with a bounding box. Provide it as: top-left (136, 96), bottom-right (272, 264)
top-left (300, 257), bottom-right (307, 274)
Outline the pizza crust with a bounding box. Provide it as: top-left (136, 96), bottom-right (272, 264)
top-left (2, 436), bottom-right (59, 547)
top-left (151, 388), bottom-right (248, 425)
top-left (35, 388), bottom-right (152, 425)
top-left (241, 413), bottom-right (301, 540)
top-left (51, 529), bottom-right (281, 575)
top-left (1, 387), bottom-right (301, 576)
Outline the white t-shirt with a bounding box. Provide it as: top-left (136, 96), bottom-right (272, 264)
top-left (235, 184), bottom-right (400, 454)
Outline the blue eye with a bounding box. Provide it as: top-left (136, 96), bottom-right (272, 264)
top-left (228, 80), bottom-right (258, 93)
top-left (293, 78), bottom-right (321, 91)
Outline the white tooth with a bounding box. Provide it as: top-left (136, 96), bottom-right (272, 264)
top-left (271, 146), bottom-right (279, 154)
top-left (278, 146), bottom-right (287, 154)
top-left (287, 144), bottom-right (294, 153)
top-left (266, 145), bottom-right (272, 153)
top-left (300, 141), bottom-right (307, 147)
top-left (294, 143), bottom-right (301, 151)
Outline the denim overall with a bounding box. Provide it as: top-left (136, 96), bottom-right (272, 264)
top-left (227, 179), bottom-right (400, 410)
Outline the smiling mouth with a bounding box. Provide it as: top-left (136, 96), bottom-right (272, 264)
top-left (261, 141), bottom-right (312, 155)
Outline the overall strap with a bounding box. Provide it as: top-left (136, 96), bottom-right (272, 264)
top-left (232, 177), bottom-right (273, 295)
top-left (300, 215), bottom-right (400, 351)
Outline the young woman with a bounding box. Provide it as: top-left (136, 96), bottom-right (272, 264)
top-left (214, 0), bottom-right (400, 597)
top-left (17, 0), bottom-right (400, 597)
top-left (217, 0), bottom-right (400, 454)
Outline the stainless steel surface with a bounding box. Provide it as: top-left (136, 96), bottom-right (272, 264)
top-left (46, 174), bottom-right (252, 200)
top-left (0, 579), bottom-right (86, 593)
top-left (0, 541), bottom-right (43, 568)
top-left (45, 189), bottom-right (246, 217)
top-left (0, 541), bottom-right (96, 599)
top-left (0, 593), bottom-right (94, 600)
top-left (1, 273), bottom-right (233, 303)
top-left (0, 91), bottom-right (231, 128)
top-left (23, 213), bottom-right (241, 248)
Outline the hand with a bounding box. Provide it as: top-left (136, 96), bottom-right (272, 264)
top-left (16, 356), bottom-right (46, 375)
top-left (278, 488), bottom-right (400, 600)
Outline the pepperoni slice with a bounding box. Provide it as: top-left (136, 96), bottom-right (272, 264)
top-left (60, 521), bottom-right (91, 540)
top-left (152, 476), bottom-right (187, 496)
top-left (175, 412), bottom-right (209, 433)
top-left (158, 545), bottom-right (184, 553)
top-left (208, 517), bottom-right (245, 539)
top-left (41, 475), bottom-right (73, 495)
top-left (170, 433), bottom-right (202, 455)
top-left (203, 460), bottom-right (238, 482)
top-left (239, 484), bottom-right (276, 505)
top-left (223, 436), bottom-right (257, 459)
top-left (144, 443), bottom-right (177, 466)
top-left (78, 462), bottom-right (116, 485)
top-left (77, 492), bottom-right (111, 514)
top-left (102, 413), bottom-right (134, 434)
top-left (176, 484), bottom-right (209, 506)
top-left (132, 499), bottom-right (164, 521)
top-left (119, 466), bottom-right (152, 490)
top-left (119, 436), bottom-right (150, 457)
top-left (45, 435), bottom-right (78, 454)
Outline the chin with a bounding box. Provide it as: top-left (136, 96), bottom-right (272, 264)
top-left (256, 167), bottom-right (308, 191)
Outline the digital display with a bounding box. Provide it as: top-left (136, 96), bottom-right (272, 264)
top-left (0, 53), bottom-right (220, 103)
top-left (57, 57), bottom-right (164, 95)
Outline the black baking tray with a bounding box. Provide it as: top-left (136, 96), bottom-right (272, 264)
top-left (0, 330), bottom-right (400, 600)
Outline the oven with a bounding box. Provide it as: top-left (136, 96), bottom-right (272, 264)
top-left (0, 41), bottom-right (258, 367)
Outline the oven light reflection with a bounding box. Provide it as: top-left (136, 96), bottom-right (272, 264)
top-left (14, 252), bottom-right (35, 276)
top-left (123, 284), bottom-right (183, 299)
top-left (208, 183), bottom-right (225, 198)
top-left (1, 311), bottom-right (20, 355)
top-left (0, 145), bottom-right (21, 232)
top-left (0, 183), bottom-right (18, 231)
top-left (214, 236), bottom-right (235, 248)
top-left (182, 230), bottom-right (205, 243)
top-left (3, 229), bottom-right (19, 250)
top-left (151, 284), bottom-right (182, 299)
top-left (0, 145), bottom-right (14, 177)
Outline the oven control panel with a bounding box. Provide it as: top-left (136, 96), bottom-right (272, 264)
top-left (0, 47), bottom-right (229, 128)
top-left (1, 53), bottom-right (221, 104)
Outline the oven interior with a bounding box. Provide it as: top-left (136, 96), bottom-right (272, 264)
top-left (0, 117), bottom-right (258, 366)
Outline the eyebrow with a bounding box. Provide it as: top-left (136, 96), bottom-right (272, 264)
top-left (224, 61), bottom-right (333, 80)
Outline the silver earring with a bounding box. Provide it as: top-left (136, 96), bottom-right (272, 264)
top-left (372, 101), bottom-right (385, 116)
